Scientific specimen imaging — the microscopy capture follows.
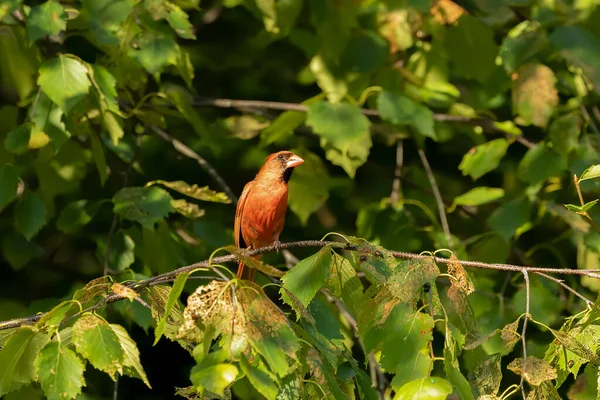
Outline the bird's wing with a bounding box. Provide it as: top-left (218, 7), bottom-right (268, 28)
top-left (234, 180), bottom-right (253, 248)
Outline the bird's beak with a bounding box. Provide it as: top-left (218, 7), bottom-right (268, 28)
top-left (286, 155), bottom-right (304, 168)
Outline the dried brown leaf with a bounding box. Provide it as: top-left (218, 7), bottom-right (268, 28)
top-left (448, 254), bottom-right (475, 295)
top-left (473, 354), bottom-right (502, 396)
top-left (501, 319), bottom-right (520, 351)
top-left (507, 356), bottom-right (557, 386)
top-left (512, 63), bottom-right (558, 128)
top-left (387, 257), bottom-right (440, 303)
top-left (431, 0), bottom-right (465, 24)
top-left (111, 283), bottom-right (138, 301)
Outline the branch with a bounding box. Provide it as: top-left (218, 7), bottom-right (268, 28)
top-left (191, 97), bottom-right (533, 141)
top-left (2, 240), bottom-right (600, 331)
top-left (149, 125), bottom-right (238, 204)
top-left (418, 148), bottom-right (453, 249)
top-left (520, 269), bottom-right (531, 399)
top-left (390, 141), bottom-right (404, 207)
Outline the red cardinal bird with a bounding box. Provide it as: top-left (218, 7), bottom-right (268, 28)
top-left (234, 151), bottom-right (304, 281)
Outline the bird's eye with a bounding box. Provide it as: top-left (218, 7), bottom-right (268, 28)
top-left (277, 154), bottom-right (285, 161)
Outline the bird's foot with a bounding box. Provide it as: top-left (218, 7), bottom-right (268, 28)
top-left (273, 240), bottom-right (283, 252)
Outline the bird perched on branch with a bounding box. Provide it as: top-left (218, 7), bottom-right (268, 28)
top-left (234, 151), bottom-right (304, 281)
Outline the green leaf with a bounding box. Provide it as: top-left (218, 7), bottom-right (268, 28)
top-left (72, 314), bottom-right (124, 379)
top-left (34, 341), bottom-right (85, 400)
top-left (29, 93), bottom-right (70, 153)
top-left (190, 363), bottom-right (238, 396)
top-left (287, 149), bottom-right (330, 225)
top-left (0, 327), bottom-right (49, 396)
top-left (377, 90), bottom-right (436, 140)
top-left (171, 199), bottom-right (205, 219)
top-left (518, 143), bottom-right (568, 185)
top-left (393, 377), bottom-right (453, 400)
top-left (472, 354), bottom-right (502, 397)
top-left (512, 63), bottom-right (558, 128)
top-left (459, 139), bottom-right (509, 180)
top-left (15, 190), bottom-right (47, 240)
top-left (240, 356), bottom-right (278, 400)
top-left (324, 252), bottom-right (364, 316)
top-left (96, 231), bottom-right (135, 272)
top-left (154, 271), bottom-right (190, 345)
top-left (109, 324), bottom-right (151, 388)
top-left (500, 21), bottom-right (547, 73)
top-left (449, 187), bottom-right (504, 212)
top-left (487, 197), bottom-right (531, 240)
top-left (341, 31), bottom-right (389, 73)
top-left (281, 247), bottom-right (333, 307)
top-left (146, 285), bottom-right (188, 347)
top-left (238, 284), bottom-right (300, 377)
top-left (146, 180), bottom-right (231, 203)
top-left (5, 124), bottom-right (32, 155)
top-left (36, 301), bottom-right (75, 332)
top-left (565, 200), bottom-right (598, 213)
top-left (166, 4), bottom-right (195, 39)
top-left (37, 55), bottom-right (91, 112)
top-left (102, 112), bottom-right (124, 146)
top-left (89, 132), bottom-right (109, 185)
top-left (80, 0), bottom-right (132, 45)
top-left (261, 110), bottom-right (305, 145)
top-left (56, 199), bottom-right (103, 234)
top-left (306, 101), bottom-right (371, 177)
top-left (130, 36), bottom-right (179, 75)
top-left (551, 26), bottom-right (600, 95)
top-left (444, 15), bottom-right (497, 83)
top-left (548, 113), bottom-right (582, 156)
top-left (113, 186), bottom-right (173, 230)
top-left (2, 233), bottom-right (44, 271)
top-left (309, 54), bottom-right (347, 103)
top-left (26, 0), bottom-right (67, 42)
top-left (0, 164), bottom-right (19, 212)
top-left (580, 164), bottom-right (600, 181)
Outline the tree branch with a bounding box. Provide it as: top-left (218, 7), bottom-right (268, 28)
top-left (2, 240), bottom-right (600, 331)
top-left (418, 148), bottom-right (453, 249)
top-left (191, 97), bottom-right (533, 140)
top-left (149, 125), bottom-right (238, 204)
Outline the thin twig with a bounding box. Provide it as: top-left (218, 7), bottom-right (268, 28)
top-left (113, 373), bottom-right (119, 400)
top-left (533, 272), bottom-right (593, 307)
top-left (417, 148), bottom-right (453, 249)
top-left (150, 125), bottom-right (238, 204)
top-left (520, 269), bottom-right (530, 399)
top-left (3, 240), bottom-right (600, 331)
top-left (573, 174), bottom-right (600, 234)
top-left (390, 141), bottom-right (403, 207)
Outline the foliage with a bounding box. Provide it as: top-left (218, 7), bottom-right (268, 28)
top-left (2, 0), bottom-right (600, 399)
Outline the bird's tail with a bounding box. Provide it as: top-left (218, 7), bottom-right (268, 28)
top-left (236, 257), bottom-right (258, 282)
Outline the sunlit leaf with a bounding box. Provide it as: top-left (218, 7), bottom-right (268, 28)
top-left (507, 356), bottom-right (557, 386)
top-left (0, 327), bottom-right (49, 396)
top-left (190, 363), bottom-right (238, 396)
top-left (155, 272), bottom-right (191, 344)
top-left (459, 139), bottom-right (509, 180)
top-left (580, 164), bottom-right (600, 181)
top-left (146, 180), bottom-right (231, 203)
top-left (306, 101), bottom-right (371, 177)
top-left (130, 36), bottom-right (179, 75)
top-left (37, 55), bottom-right (91, 112)
top-left (26, 0), bottom-right (67, 41)
top-left (449, 187), bottom-right (504, 212)
top-left (72, 314), bottom-right (124, 379)
top-left (512, 63), bottom-right (558, 128)
top-left (281, 247), bottom-right (333, 307)
top-left (393, 377), bottom-right (453, 400)
top-left (377, 90), bottom-right (436, 140)
top-left (110, 324), bottom-right (151, 388)
top-left (34, 341), bottom-right (85, 400)
top-left (500, 21), bottom-right (547, 73)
